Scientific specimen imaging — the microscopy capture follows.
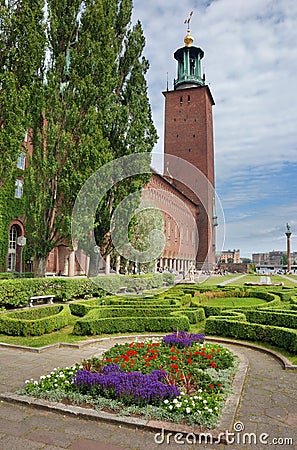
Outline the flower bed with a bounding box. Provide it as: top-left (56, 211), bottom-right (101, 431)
top-left (19, 332), bottom-right (237, 428)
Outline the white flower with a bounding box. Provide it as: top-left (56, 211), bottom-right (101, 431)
top-left (25, 380), bottom-right (30, 384)
top-left (163, 399), bottom-right (169, 404)
top-left (208, 408), bottom-right (213, 413)
top-left (54, 383), bottom-right (58, 387)
top-left (215, 407), bottom-right (218, 410)
top-left (173, 398), bottom-right (178, 404)
top-left (59, 374), bottom-right (65, 378)
top-left (47, 375), bottom-right (51, 378)
top-left (33, 381), bottom-right (38, 385)
top-left (198, 389), bottom-right (202, 393)
top-left (184, 399), bottom-right (188, 403)
top-left (176, 403), bottom-right (182, 408)
top-left (169, 405), bottom-right (173, 410)
top-left (40, 375), bottom-right (46, 380)
top-left (186, 407), bottom-right (191, 414)
top-left (203, 400), bottom-right (207, 404)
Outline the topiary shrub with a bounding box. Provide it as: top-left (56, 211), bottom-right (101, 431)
top-left (0, 305), bottom-right (71, 336)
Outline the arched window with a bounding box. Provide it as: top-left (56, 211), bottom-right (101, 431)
top-left (17, 152), bottom-right (26, 170)
top-left (8, 225), bottom-right (17, 271)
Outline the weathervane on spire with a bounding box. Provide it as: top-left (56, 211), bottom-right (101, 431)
top-left (184, 11), bottom-right (194, 30)
top-left (183, 11), bottom-right (194, 47)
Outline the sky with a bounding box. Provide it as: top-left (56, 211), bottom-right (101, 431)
top-left (132, 0), bottom-right (297, 259)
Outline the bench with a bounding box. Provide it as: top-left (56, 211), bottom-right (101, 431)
top-left (28, 295), bottom-right (56, 307)
top-left (118, 286), bottom-right (127, 294)
top-left (45, 272), bottom-right (56, 277)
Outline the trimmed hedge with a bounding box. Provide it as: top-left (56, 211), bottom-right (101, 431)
top-left (0, 305), bottom-right (71, 336)
top-left (0, 278), bottom-right (104, 308)
top-left (205, 317), bottom-right (297, 353)
top-left (73, 313), bottom-right (190, 335)
top-left (69, 301), bottom-right (180, 317)
top-left (0, 273), bottom-right (174, 309)
top-left (170, 308), bottom-right (205, 324)
top-left (246, 310), bottom-right (297, 329)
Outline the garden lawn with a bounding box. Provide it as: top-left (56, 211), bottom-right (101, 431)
top-left (200, 274), bottom-right (243, 286)
top-left (197, 297), bottom-right (266, 308)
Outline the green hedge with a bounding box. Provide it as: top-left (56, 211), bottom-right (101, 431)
top-left (246, 310), bottom-right (297, 329)
top-left (0, 305), bottom-right (71, 336)
top-left (0, 278), bottom-right (104, 308)
top-left (69, 301), bottom-right (180, 317)
top-left (0, 273), bottom-right (174, 309)
top-left (170, 308), bottom-right (205, 324)
top-left (73, 313), bottom-right (190, 335)
top-left (205, 317), bottom-right (297, 353)
top-left (218, 310), bottom-right (247, 321)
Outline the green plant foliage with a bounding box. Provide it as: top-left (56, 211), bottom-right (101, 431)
top-left (0, 305), bottom-right (71, 336)
top-left (73, 313), bottom-right (190, 335)
top-left (205, 317), bottom-right (297, 353)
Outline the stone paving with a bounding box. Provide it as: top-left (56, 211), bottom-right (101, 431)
top-left (0, 338), bottom-right (296, 450)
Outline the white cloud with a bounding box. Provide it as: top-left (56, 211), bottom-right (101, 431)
top-left (133, 0), bottom-right (297, 256)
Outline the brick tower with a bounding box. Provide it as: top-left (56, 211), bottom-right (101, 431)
top-left (163, 21), bottom-right (217, 268)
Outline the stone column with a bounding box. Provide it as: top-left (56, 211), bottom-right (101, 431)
top-left (105, 254), bottom-right (111, 275)
top-left (68, 251), bottom-right (75, 277)
top-left (286, 230), bottom-right (292, 273)
top-left (115, 255), bottom-right (121, 274)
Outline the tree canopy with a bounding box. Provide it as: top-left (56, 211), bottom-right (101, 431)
top-left (1, 0), bottom-right (157, 276)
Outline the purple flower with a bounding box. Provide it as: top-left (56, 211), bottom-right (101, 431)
top-left (163, 331), bottom-right (205, 347)
top-left (74, 367), bottom-right (179, 405)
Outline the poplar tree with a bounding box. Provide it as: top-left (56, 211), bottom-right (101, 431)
top-left (0, 0), bottom-right (45, 187)
top-left (20, 0), bottom-right (157, 276)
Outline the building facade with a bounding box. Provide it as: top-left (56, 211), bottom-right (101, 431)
top-left (218, 249), bottom-right (241, 264)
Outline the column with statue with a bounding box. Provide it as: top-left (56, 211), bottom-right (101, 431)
top-left (285, 223), bottom-right (292, 273)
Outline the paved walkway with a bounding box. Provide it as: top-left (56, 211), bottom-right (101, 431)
top-left (0, 338), bottom-right (296, 450)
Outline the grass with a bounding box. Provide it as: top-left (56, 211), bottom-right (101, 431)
top-left (196, 296), bottom-right (266, 308)
top-left (198, 273), bottom-right (244, 286)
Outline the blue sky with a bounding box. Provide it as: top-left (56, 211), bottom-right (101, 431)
top-left (133, 0), bottom-right (297, 258)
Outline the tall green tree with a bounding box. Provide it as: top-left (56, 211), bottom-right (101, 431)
top-left (0, 0), bottom-right (45, 187)
top-left (21, 0), bottom-right (157, 276)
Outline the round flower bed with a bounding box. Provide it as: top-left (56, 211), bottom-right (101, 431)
top-left (20, 332), bottom-right (237, 428)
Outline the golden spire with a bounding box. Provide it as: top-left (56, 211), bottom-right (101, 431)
top-left (184, 11), bottom-right (194, 47)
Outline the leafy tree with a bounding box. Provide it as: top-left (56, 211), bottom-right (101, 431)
top-left (0, 0), bottom-right (45, 187)
top-left (20, 0), bottom-right (157, 276)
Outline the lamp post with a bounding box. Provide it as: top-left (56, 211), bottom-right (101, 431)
top-left (285, 224), bottom-right (292, 273)
top-left (17, 236), bottom-right (26, 277)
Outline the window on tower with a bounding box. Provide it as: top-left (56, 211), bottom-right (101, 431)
top-left (179, 96), bottom-right (183, 105)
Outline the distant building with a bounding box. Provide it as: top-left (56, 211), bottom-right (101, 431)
top-left (252, 251), bottom-right (297, 266)
top-left (218, 249), bottom-right (241, 264)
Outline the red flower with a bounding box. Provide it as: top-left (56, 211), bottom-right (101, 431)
top-left (106, 358), bottom-right (112, 363)
top-left (210, 362), bottom-right (217, 368)
top-left (206, 354), bottom-right (212, 360)
top-left (209, 384), bottom-right (214, 389)
top-left (171, 364), bottom-right (179, 369)
top-left (188, 358), bottom-right (193, 365)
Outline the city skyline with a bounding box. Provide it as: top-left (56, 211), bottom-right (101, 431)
top-left (133, 0), bottom-right (297, 258)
